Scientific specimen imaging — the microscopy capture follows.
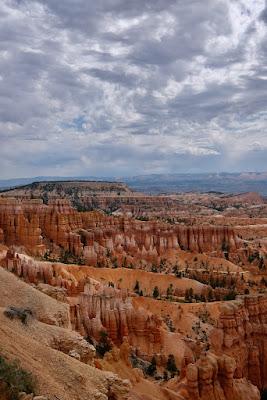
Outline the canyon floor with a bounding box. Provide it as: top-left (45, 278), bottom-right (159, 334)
top-left (0, 181), bottom-right (267, 400)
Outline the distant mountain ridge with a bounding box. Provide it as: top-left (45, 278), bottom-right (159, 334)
top-left (1, 172), bottom-right (267, 195)
top-left (0, 176), bottom-right (113, 189)
top-left (124, 172), bottom-right (267, 196)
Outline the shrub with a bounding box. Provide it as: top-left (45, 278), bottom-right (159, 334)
top-left (223, 290), bottom-right (237, 301)
top-left (0, 355), bottom-right (36, 400)
top-left (197, 309), bottom-right (215, 325)
top-left (164, 316), bottom-right (175, 332)
top-left (4, 307), bottom-right (33, 325)
top-left (248, 252), bottom-right (260, 263)
top-left (136, 216), bottom-right (149, 221)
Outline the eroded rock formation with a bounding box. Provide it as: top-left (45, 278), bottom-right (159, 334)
top-left (210, 295), bottom-right (267, 391)
top-left (1, 192), bottom-right (266, 400)
top-left (3, 250), bottom-right (164, 358)
top-left (184, 352), bottom-right (259, 400)
top-left (71, 283), bottom-right (163, 355)
top-left (0, 198), bottom-right (242, 266)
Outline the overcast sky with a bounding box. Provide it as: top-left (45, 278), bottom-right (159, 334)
top-left (0, 0), bottom-right (267, 178)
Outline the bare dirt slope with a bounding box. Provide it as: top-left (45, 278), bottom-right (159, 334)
top-left (0, 267), bottom-right (70, 327)
top-left (0, 267), bottom-right (129, 400)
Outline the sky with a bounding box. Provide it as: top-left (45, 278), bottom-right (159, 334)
top-left (0, 0), bottom-right (267, 178)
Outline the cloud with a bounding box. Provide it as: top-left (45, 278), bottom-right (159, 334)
top-left (260, 0), bottom-right (267, 23)
top-left (0, 0), bottom-right (266, 178)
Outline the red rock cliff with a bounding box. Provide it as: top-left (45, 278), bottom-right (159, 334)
top-left (0, 198), bottom-right (241, 264)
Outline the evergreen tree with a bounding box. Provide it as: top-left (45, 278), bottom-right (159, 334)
top-left (166, 354), bottom-right (178, 376)
top-left (163, 370), bottom-right (168, 381)
top-left (167, 283), bottom-right (173, 299)
top-left (207, 288), bottom-right (213, 302)
top-left (146, 356), bottom-right (157, 376)
top-left (259, 256), bottom-right (265, 270)
top-left (153, 286), bottom-right (160, 299)
top-left (112, 257), bottom-right (118, 268)
top-left (188, 287), bottom-right (194, 299)
top-left (262, 389), bottom-right (267, 400)
top-left (96, 331), bottom-right (112, 357)
top-left (134, 280), bottom-right (140, 293)
top-left (185, 289), bottom-right (190, 302)
top-left (151, 263), bottom-right (158, 272)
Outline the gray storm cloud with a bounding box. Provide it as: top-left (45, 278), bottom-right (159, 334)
top-left (0, 0), bottom-right (266, 178)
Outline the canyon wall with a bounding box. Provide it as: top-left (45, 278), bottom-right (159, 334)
top-left (0, 198), bottom-right (241, 264)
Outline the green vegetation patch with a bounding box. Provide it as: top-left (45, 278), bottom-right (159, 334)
top-left (0, 355), bottom-right (36, 400)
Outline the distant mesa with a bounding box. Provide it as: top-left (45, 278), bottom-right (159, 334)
top-left (1, 172), bottom-right (267, 195)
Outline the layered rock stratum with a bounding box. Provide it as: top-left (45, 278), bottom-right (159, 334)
top-left (0, 183), bottom-right (267, 400)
